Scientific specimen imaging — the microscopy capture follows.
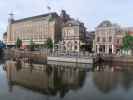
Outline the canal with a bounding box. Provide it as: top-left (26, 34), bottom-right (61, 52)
top-left (1, 59), bottom-right (133, 100)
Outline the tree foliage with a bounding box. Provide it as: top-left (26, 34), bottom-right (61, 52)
top-left (16, 38), bottom-right (22, 48)
top-left (122, 32), bottom-right (133, 50)
top-left (46, 38), bottom-right (53, 49)
top-left (29, 39), bottom-right (35, 51)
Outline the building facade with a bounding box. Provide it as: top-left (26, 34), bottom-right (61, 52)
top-left (61, 19), bottom-right (86, 52)
top-left (4, 10), bottom-right (90, 53)
top-left (85, 31), bottom-right (95, 52)
top-left (6, 12), bottom-right (62, 48)
top-left (3, 32), bottom-right (7, 44)
top-left (125, 27), bottom-right (133, 36)
top-left (94, 20), bottom-right (124, 54)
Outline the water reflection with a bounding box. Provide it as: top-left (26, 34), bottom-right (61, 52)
top-left (93, 63), bottom-right (133, 94)
top-left (93, 71), bottom-right (119, 93)
top-left (2, 60), bottom-right (133, 100)
top-left (5, 61), bottom-right (86, 98)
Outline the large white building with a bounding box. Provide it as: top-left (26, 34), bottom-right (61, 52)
top-left (94, 20), bottom-right (124, 54)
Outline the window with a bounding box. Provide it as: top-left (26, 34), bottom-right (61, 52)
top-left (117, 39), bottom-right (119, 44)
top-left (97, 37), bottom-right (100, 42)
top-left (69, 24), bottom-right (72, 27)
top-left (75, 41), bottom-right (78, 44)
top-left (102, 37), bottom-right (106, 42)
top-left (64, 46), bottom-right (66, 50)
top-left (75, 45), bottom-right (78, 50)
top-left (109, 37), bottom-right (112, 42)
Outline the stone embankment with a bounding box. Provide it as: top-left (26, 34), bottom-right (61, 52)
top-left (48, 56), bottom-right (94, 64)
top-left (4, 49), bottom-right (95, 67)
top-left (102, 55), bottom-right (133, 63)
top-left (4, 49), bottom-right (47, 64)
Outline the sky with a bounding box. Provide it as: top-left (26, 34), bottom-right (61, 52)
top-left (0, 0), bottom-right (133, 40)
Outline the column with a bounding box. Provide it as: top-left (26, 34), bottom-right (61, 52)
top-left (95, 45), bottom-right (97, 53)
top-left (112, 45), bottom-right (114, 54)
top-left (106, 45), bottom-right (109, 54)
top-left (97, 45), bottom-right (100, 54)
top-left (105, 45), bottom-right (107, 54)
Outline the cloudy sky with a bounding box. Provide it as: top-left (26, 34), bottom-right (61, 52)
top-left (0, 0), bottom-right (133, 39)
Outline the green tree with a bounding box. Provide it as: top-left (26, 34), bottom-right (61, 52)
top-left (46, 38), bottom-right (53, 49)
top-left (29, 39), bottom-right (35, 51)
top-left (16, 38), bottom-right (22, 48)
top-left (122, 32), bottom-right (133, 50)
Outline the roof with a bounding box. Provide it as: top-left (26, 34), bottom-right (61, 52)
top-left (85, 31), bottom-right (95, 39)
top-left (125, 27), bottom-right (133, 32)
top-left (12, 12), bottom-right (58, 23)
top-left (97, 20), bottom-right (112, 28)
top-left (63, 19), bottom-right (84, 27)
top-left (128, 31), bottom-right (133, 36)
top-left (97, 20), bottom-right (121, 30)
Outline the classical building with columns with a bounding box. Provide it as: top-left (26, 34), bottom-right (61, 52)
top-left (94, 20), bottom-right (124, 54)
top-left (5, 12), bottom-right (62, 48)
top-left (61, 19), bottom-right (86, 52)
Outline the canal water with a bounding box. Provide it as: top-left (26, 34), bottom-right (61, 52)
top-left (1, 60), bottom-right (133, 100)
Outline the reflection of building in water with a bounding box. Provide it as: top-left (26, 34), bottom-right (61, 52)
top-left (93, 62), bottom-right (133, 72)
top-left (93, 63), bottom-right (133, 93)
top-left (93, 71), bottom-right (119, 93)
top-left (5, 61), bottom-right (86, 97)
top-left (120, 71), bottom-right (133, 91)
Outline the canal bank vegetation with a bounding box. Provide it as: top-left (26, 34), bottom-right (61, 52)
top-left (15, 38), bottom-right (36, 51)
top-left (29, 39), bottom-right (35, 51)
top-left (122, 32), bottom-right (133, 55)
top-left (101, 33), bottom-right (133, 63)
top-left (45, 38), bottom-right (53, 52)
top-left (16, 38), bottom-right (22, 48)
